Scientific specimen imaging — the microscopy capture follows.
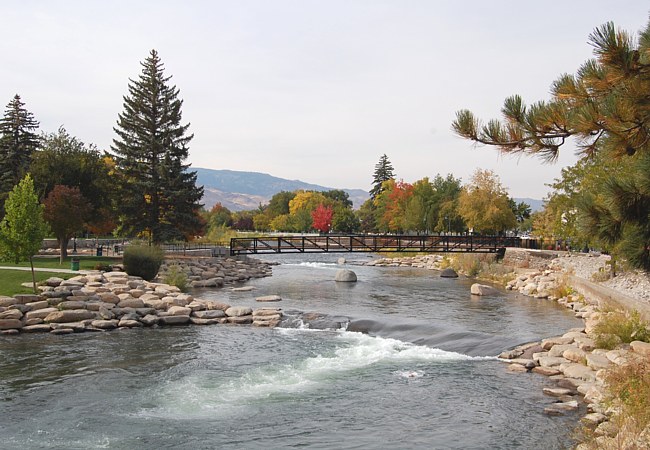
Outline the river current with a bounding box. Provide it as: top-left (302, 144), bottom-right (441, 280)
top-left (0, 254), bottom-right (583, 449)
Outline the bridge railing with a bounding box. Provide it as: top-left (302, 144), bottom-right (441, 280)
top-left (230, 234), bottom-right (520, 256)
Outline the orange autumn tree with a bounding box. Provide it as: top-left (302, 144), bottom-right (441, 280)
top-left (374, 180), bottom-right (414, 232)
top-left (311, 204), bottom-right (334, 233)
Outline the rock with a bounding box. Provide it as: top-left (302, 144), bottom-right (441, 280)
top-left (159, 315), bottom-right (190, 325)
top-left (190, 317), bottom-right (224, 325)
top-left (440, 268), bottom-right (458, 278)
top-left (118, 319), bottom-right (143, 328)
top-left (13, 294), bottom-right (41, 304)
top-left (544, 400), bottom-right (579, 415)
top-left (44, 277), bottom-right (65, 287)
top-left (0, 318), bottom-right (24, 330)
top-left (581, 413), bottom-right (607, 426)
top-left (44, 309), bottom-right (95, 323)
top-left (25, 300), bottom-right (49, 311)
top-left (51, 328), bottom-right (74, 335)
top-left (586, 353), bottom-right (611, 371)
top-left (225, 306), bottom-right (253, 317)
top-left (537, 356), bottom-right (570, 367)
top-left (507, 363), bottom-right (528, 373)
top-left (168, 306), bottom-right (192, 316)
top-left (0, 296), bottom-right (17, 307)
top-left (542, 387), bottom-right (575, 397)
top-left (140, 314), bottom-right (159, 326)
top-left (91, 319), bottom-right (118, 330)
top-left (25, 307), bottom-right (59, 320)
top-left (192, 310), bottom-right (226, 319)
top-left (532, 366), bottom-right (561, 376)
top-left (630, 340), bottom-right (650, 356)
top-left (58, 300), bottom-right (88, 310)
top-left (206, 301), bottom-right (231, 311)
top-left (335, 269), bottom-right (357, 282)
top-left (560, 363), bottom-right (597, 382)
top-left (337, 257), bottom-right (346, 265)
top-left (499, 349), bottom-right (523, 359)
top-left (0, 309), bottom-right (23, 320)
top-left (227, 315), bottom-right (253, 325)
top-left (470, 283), bottom-right (497, 296)
top-left (541, 336), bottom-right (573, 350)
top-left (255, 295), bottom-right (282, 302)
top-left (562, 347), bottom-right (587, 363)
top-left (22, 324), bottom-right (52, 333)
top-left (117, 298), bottom-right (145, 309)
top-left (232, 286), bottom-right (255, 292)
top-left (253, 308), bottom-right (282, 317)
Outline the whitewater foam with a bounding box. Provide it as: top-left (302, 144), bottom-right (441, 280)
top-left (142, 330), bottom-right (494, 420)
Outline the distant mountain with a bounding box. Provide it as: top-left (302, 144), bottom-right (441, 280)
top-left (514, 197), bottom-right (544, 213)
top-left (195, 168), bottom-right (370, 211)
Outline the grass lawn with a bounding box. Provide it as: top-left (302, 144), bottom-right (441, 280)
top-left (0, 270), bottom-right (76, 296)
top-left (0, 256), bottom-right (121, 270)
top-left (0, 256), bottom-right (122, 296)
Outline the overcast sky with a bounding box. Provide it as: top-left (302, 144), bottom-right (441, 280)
top-left (1, 1), bottom-right (648, 199)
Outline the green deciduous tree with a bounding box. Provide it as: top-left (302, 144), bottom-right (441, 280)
top-left (30, 127), bottom-right (115, 235)
top-left (0, 175), bottom-right (49, 292)
top-left (370, 154), bottom-right (395, 199)
top-left (112, 49), bottom-right (203, 243)
top-left (0, 95), bottom-right (40, 210)
top-left (452, 18), bottom-right (650, 269)
top-left (458, 169), bottom-right (516, 234)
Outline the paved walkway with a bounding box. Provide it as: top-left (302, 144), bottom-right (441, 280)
top-left (0, 266), bottom-right (83, 274)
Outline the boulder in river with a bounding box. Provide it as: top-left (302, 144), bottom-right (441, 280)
top-left (335, 269), bottom-right (357, 282)
top-left (440, 268), bottom-right (458, 278)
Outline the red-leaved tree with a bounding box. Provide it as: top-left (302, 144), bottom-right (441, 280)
top-left (43, 185), bottom-right (92, 263)
top-left (311, 204), bottom-right (333, 233)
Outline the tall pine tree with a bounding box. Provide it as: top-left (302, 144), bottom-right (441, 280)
top-left (0, 95), bottom-right (40, 203)
top-left (112, 50), bottom-right (203, 243)
top-left (369, 154), bottom-right (395, 199)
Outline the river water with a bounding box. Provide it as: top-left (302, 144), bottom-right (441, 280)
top-left (0, 254), bottom-right (583, 449)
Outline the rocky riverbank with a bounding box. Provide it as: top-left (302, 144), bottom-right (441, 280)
top-left (366, 250), bottom-right (650, 448)
top-left (0, 257), bottom-right (280, 334)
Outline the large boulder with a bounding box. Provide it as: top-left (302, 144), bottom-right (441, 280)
top-left (255, 295), bottom-right (282, 302)
top-left (440, 268), bottom-right (458, 278)
top-left (0, 318), bottom-right (23, 330)
top-left (470, 283), bottom-right (497, 296)
top-left (335, 269), bottom-right (357, 282)
top-left (225, 306), bottom-right (253, 317)
top-left (44, 309), bottom-right (95, 323)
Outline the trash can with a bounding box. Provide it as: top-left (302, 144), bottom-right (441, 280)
top-left (96, 246), bottom-right (103, 257)
top-left (71, 258), bottom-right (80, 271)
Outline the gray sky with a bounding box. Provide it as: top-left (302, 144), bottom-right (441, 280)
top-left (1, 1), bottom-right (648, 199)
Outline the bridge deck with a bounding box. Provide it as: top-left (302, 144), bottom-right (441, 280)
top-left (230, 235), bottom-right (520, 256)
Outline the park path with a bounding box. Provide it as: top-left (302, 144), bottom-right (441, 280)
top-left (0, 266), bottom-right (82, 274)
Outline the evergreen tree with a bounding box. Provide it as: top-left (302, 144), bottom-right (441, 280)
top-left (370, 154), bottom-right (395, 199)
top-left (112, 50), bottom-right (203, 243)
top-left (0, 95), bottom-right (40, 204)
top-left (452, 18), bottom-right (650, 269)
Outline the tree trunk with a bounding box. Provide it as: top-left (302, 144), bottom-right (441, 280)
top-left (59, 237), bottom-right (69, 264)
top-left (29, 255), bottom-right (37, 294)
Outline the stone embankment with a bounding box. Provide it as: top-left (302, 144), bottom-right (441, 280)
top-left (158, 257), bottom-right (274, 288)
top-left (0, 261), bottom-right (281, 335)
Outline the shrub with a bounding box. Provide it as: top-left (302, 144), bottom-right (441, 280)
top-left (163, 263), bottom-right (188, 292)
top-left (123, 245), bottom-right (164, 281)
top-left (603, 355), bottom-right (650, 442)
top-left (94, 263), bottom-right (113, 272)
top-left (593, 310), bottom-right (650, 350)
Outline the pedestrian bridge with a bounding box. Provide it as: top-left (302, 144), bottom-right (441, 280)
top-left (230, 234), bottom-right (520, 256)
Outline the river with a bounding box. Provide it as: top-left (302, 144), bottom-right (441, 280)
top-left (0, 254), bottom-right (583, 449)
